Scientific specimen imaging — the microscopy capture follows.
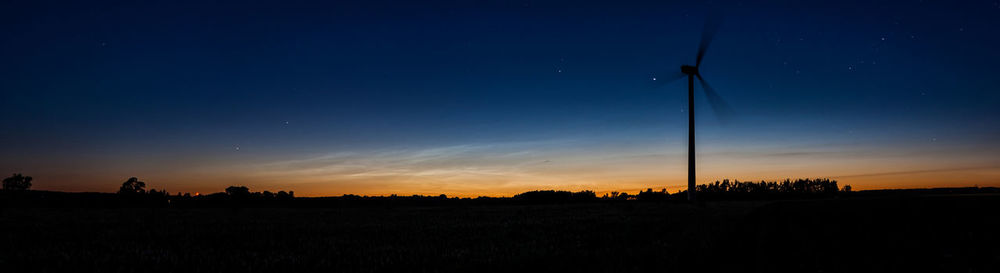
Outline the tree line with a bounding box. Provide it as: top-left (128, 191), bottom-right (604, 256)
top-left (112, 177), bottom-right (296, 207)
top-left (607, 178), bottom-right (850, 201)
top-left (0, 174), bottom-right (297, 207)
top-left (3, 173), bottom-right (850, 205)
top-left (116, 177), bottom-right (294, 200)
top-left (24, 173), bottom-right (1000, 207)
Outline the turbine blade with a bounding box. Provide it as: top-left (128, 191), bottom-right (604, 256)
top-left (695, 16), bottom-right (722, 67)
top-left (647, 71), bottom-right (685, 89)
top-left (697, 74), bottom-right (735, 123)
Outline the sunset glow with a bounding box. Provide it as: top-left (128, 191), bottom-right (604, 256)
top-left (3, 0), bottom-right (998, 197)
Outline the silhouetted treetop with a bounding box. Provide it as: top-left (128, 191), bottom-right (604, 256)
top-left (118, 177), bottom-right (146, 195)
top-left (2, 173), bottom-right (32, 191)
top-left (225, 186), bottom-right (251, 199)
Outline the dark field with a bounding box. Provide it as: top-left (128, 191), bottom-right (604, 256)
top-left (2, 195), bottom-right (999, 272)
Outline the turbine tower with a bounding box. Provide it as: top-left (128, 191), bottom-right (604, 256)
top-left (654, 18), bottom-right (733, 201)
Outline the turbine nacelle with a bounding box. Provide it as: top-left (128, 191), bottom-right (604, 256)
top-left (680, 65), bottom-right (699, 75)
top-left (664, 16), bottom-right (729, 202)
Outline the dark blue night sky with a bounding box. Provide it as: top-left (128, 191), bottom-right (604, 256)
top-left (2, 0), bottom-right (999, 196)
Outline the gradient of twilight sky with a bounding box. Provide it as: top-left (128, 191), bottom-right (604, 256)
top-left (2, 0), bottom-right (999, 196)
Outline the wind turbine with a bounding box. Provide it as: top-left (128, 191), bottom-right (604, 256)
top-left (653, 18), bottom-right (734, 201)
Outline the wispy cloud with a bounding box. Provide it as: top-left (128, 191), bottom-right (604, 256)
top-left (256, 141), bottom-right (552, 180)
top-left (244, 139), bottom-right (682, 195)
top-left (227, 136), bottom-right (1000, 196)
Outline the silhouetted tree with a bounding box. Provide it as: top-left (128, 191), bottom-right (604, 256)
top-left (2, 173), bottom-right (33, 191)
top-left (615, 192), bottom-right (632, 200)
top-left (636, 188), bottom-right (670, 201)
top-left (148, 189), bottom-right (169, 197)
top-left (276, 191), bottom-right (291, 200)
top-left (572, 190), bottom-right (597, 200)
top-left (225, 186), bottom-right (251, 199)
top-left (118, 177), bottom-right (146, 195)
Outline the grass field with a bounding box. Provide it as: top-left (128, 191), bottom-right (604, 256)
top-left (2, 194), bottom-right (998, 272)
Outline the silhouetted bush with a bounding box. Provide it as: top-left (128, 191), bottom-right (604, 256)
top-left (2, 173), bottom-right (32, 191)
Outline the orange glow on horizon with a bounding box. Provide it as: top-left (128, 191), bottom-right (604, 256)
top-left (20, 139), bottom-right (1000, 198)
top-left (30, 174), bottom-right (1000, 198)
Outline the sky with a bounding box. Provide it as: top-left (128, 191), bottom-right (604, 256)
top-left (2, 0), bottom-right (999, 196)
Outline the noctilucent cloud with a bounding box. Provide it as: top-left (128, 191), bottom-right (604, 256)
top-left (2, 0), bottom-right (999, 196)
